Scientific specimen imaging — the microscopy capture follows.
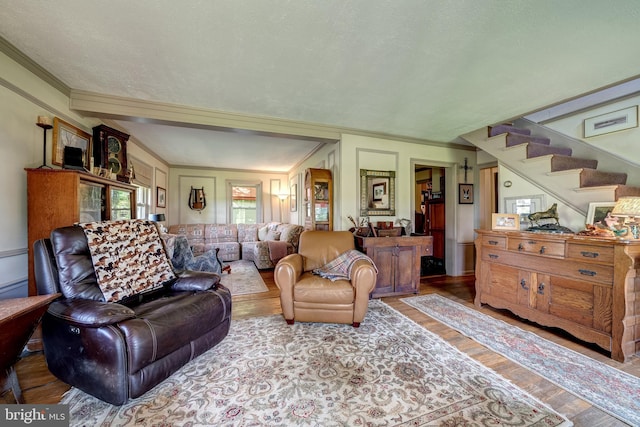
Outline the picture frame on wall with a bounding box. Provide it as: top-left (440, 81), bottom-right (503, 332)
top-left (584, 106), bottom-right (638, 138)
top-left (52, 117), bottom-right (91, 168)
top-left (156, 187), bottom-right (166, 208)
top-left (290, 183), bottom-right (297, 212)
top-left (458, 183), bottom-right (473, 204)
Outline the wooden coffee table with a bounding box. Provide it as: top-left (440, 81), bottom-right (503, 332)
top-left (0, 294), bottom-right (59, 403)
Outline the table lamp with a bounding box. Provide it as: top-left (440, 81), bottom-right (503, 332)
top-left (149, 213), bottom-right (167, 233)
top-left (611, 197), bottom-right (640, 238)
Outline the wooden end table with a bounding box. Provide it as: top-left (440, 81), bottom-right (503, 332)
top-left (0, 294), bottom-right (60, 403)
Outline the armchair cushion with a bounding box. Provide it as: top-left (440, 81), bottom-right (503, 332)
top-left (47, 299), bottom-right (136, 327)
top-left (312, 249), bottom-right (377, 281)
top-left (171, 271), bottom-right (220, 291)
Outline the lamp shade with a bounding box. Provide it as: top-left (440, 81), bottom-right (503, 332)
top-left (149, 213), bottom-right (166, 222)
top-left (611, 197), bottom-right (640, 217)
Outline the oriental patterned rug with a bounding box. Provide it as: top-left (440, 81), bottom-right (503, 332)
top-left (60, 300), bottom-right (570, 426)
top-left (402, 294), bottom-right (640, 426)
top-left (220, 260), bottom-right (268, 295)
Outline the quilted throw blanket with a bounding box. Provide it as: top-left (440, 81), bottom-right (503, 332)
top-left (79, 219), bottom-right (176, 302)
top-left (313, 249), bottom-right (377, 281)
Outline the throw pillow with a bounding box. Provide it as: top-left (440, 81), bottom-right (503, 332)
top-left (265, 230), bottom-right (281, 241)
top-left (258, 225), bottom-right (270, 241)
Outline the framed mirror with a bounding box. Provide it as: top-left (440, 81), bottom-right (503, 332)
top-left (360, 169), bottom-right (396, 216)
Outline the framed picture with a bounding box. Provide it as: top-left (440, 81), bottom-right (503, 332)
top-left (586, 202), bottom-right (616, 225)
top-left (492, 213), bottom-right (520, 231)
top-left (584, 106), bottom-right (638, 138)
top-left (372, 182), bottom-right (386, 201)
top-left (459, 183), bottom-right (473, 204)
top-left (52, 117), bottom-right (91, 168)
top-left (360, 169), bottom-right (395, 216)
top-left (156, 187), bottom-right (166, 208)
top-left (290, 183), bottom-right (297, 212)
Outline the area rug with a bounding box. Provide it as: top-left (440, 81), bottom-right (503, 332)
top-left (402, 294), bottom-right (640, 426)
top-left (60, 300), bottom-right (571, 426)
top-left (220, 260), bottom-right (268, 295)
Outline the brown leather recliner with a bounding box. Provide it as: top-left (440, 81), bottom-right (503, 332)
top-left (33, 224), bottom-right (232, 405)
top-left (274, 231), bottom-right (377, 327)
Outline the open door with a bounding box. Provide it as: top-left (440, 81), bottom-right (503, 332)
top-left (415, 165), bottom-right (446, 275)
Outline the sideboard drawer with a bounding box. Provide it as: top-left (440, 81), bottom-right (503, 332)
top-left (566, 243), bottom-right (615, 264)
top-left (563, 262), bottom-right (614, 285)
top-left (482, 235), bottom-right (506, 249)
top-left (507, 237), bottom-right (565, 257)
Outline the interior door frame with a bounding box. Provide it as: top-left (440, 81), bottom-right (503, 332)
top-left (410, 159), bottom-right (456, 276)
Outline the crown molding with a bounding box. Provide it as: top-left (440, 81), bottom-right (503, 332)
top-left (70, 90), bottom-right (475, 151)
top-left (0, 35), bottom-right (70, 96)
top-left (70, 89), bottom-right (341, 142)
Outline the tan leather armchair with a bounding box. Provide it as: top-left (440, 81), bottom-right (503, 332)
top-left (274, 231), bottom-right (377, 327)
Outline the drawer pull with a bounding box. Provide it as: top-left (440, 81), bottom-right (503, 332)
top-left (580, 251), bottom-right (599, 259)
top-left (488, 254), bottom-right (499, 259)
top-left (539, 246), bottom-right (546, 254)
top-left (520, 279), bottom-right (529, 290)
top-left (579, 269), bottom-right (597, 277)
top-left (518, 243), bottom-right (524, 251)
top-left (537, 282), bottom-right (545, 295)
top-left (488, 240), bottom-right (499, 245)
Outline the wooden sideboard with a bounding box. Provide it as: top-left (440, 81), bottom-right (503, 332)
top-left (361, 235), bottom-right (433, 298)
top-left (475, 229), bottom-right (640, 362)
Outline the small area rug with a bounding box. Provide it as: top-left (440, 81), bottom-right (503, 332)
top-left (220, 260), bottom-right (268, 295)
top-left (402, 294), bottom-right (640, 426)
top-left (60, 300), bottom-right (570, 426)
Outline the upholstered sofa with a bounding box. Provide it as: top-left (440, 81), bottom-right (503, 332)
top-left (167, 222), bottom-right (304, 269)
top-left (33, 220), bottom-right (232, 405)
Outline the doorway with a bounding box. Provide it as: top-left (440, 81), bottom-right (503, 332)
top-left (414, 165), bottom-right (446, 275)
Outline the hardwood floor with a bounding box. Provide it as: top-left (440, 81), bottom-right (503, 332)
top-left (7, 271), bottom-right (639, 426)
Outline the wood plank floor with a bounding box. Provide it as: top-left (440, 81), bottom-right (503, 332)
top-left (7, 271), bottom-right (639, 426)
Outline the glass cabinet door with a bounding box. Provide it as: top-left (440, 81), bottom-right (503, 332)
top-left (110, 188), bottom-right (133, 220)
top-left (79, 182), bottom-right (104, 222)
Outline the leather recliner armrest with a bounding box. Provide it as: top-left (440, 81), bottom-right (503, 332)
top-left (171, 270), bottom-right (220, 291)
top-left (47, 299), bottom-right (136, 327)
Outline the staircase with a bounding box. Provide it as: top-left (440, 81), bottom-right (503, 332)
top-left (461, 121), bottom-right (640, 216)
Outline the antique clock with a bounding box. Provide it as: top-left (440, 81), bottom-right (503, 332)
top-left (93, 125), bottom-right (130, 182)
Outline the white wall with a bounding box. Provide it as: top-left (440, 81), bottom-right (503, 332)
top-left (0, 52), bottom-right (169, 297)
top-left (168, 167), bottom-right (289, 225)
top-left (0, 53), bottom-right (90, 296)
top-left (290, 134), bottom-right (477, 276)
top-left (544, 96), bottom-right (640, 166)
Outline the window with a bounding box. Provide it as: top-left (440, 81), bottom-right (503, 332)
top-left (228, 182), bottom-right (262, 224)
top-left (135, 185), bottom-right (151, 220)
top-left (110, 188), bottom-right (134, 220)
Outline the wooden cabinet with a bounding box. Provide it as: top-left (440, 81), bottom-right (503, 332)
top-left (362, 235), bottom-right (433, 298)
top-left (304, 168), bottom-right (333, 231)
top-left (475, 229), bottom-right (640, 362)
top-left (26, 169), bottom-right (137, 295)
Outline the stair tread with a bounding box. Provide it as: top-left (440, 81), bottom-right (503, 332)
top-left (506, 133), bottom-right (551, 147)
top-left (489, 124), bottom-right (531, 137)
top-left (580, 169), bottom-right (628, 187)
top-left (549, 155), bottom-right (598, 172)
top-left (526, 143), bottom-right (572, 158)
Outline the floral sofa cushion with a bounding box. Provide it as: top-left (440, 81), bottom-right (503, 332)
top-left (168, 222), bottom-right (304, 268)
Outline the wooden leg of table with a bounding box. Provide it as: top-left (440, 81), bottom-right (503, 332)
top-left (4, 366), bottom-right (24, 404)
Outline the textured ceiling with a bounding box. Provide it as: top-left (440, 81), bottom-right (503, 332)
top-left (2, 1), bottom-right (640, 171)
